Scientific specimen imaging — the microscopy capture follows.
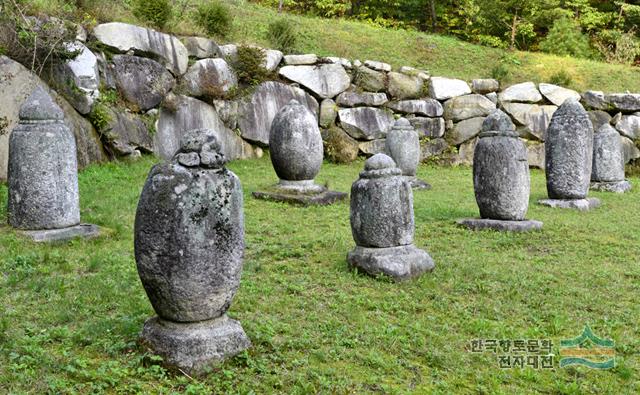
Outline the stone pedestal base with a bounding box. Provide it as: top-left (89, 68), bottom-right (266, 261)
top-left (347, 244), bottom-right (435, 281)
top-left (457, 218), bottom-right (543, 232)
top-left (140, 315), bottom-right (251, 375)
top-left (19, 223), bottom-right (100, 243)
top-left (537, 197), bottom-right (601, 211)
top-left (590, 180), bottom-right (631, 193)
top-left (253, 180), bottom-right (347, 206)
top-left (405, 176), bottom-right (432, 190)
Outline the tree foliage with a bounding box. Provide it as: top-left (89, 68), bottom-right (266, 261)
top-left (251, 0), bottom-right (640, 64)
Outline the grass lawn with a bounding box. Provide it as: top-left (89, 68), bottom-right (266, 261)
top-left (0, 154), bottom-right (638, 393)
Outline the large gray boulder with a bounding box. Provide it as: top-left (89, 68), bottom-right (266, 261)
top-left (98, 106), bottom-right (154, 157)
top-left (498, 82), bottom-right (542, 103)
top-left (525, 140), bottom-right (545, 169)
top-left (135, 129), bottom-right (250, 373)
top-left (358, 139), bottom-right (387, 156)
top-left (501, 102), bottom-right (557, 141)
top-left (262, 49), bottom-right (284, 71)
top-left (156, 94), bottom-right (255, 161)
top-left (386, 99), bottom-right (443, 117)
top-left (622, 136), bottom-right (640, 163)
top-left (319, 99), bottom-right (337, 128)
top-left (538, 83), bottom-right (580, 106)
top-left (180, 58), bottom-right (237, 99)
top-left (420, 138), bottom-right (449, 162)
top-left (545, 99), bottom-right (594, 199)
top-left (92, 22), bottom-right (189, 75)
top-left (606, 93), bottom-right (640, 112)
top-left (407, 116), bottom-right (445, 138)
top-left (429, 77), bottom-right (471, 100)
top-left (336, 91), bottom-right (388, 107)
top-left (269, 100), bottom-right (323, 182)
top-left (284, 54), bottom-right (318, 65)
top-left (51, 41), bottom-right (100, 115)
top-left (614, 113), bottom-right (640, 140)
top-left (323, 126), bottom-right (359, 163)
top-left (8, 87), bottom-right (80, 230)
top-left (364, 60), bottom-right (391, 72)
top-left (181, 36), bottom-right (220, 59)
top-left (443, 94), bottom-right (495, 121)
top-left (592, 124), bottom-right (625, 183)
top-left (387, 72), bottom-right (423, 100)
top-left (588, 110), bottom-right (612, 130)
top-left (338, 107), bottom-right (395, 140)
top-left (278, 64), bottom-right (350, 99)
top-left (582, 91), bottom-right (608, 110)
top-left (353, 66), bottom-right (386, 92)
top-left (0, 56), bottom-right (105, 180)
top-left (473, 110), bottom-right (530, 221)
top-left (112, 55), bottom-right (175, 112)
top-left (446, 117), bottom-right (485, 146)
top-left (237, 81), bottom-right (318, 146)
top-left (471, 79), bottom-right (499, 94)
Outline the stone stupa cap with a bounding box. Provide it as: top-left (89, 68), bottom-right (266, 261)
top-left (176, 128), bottom-right (226, 169)
top-left (392, 117), bottom-right (412, 129)
top-left (365, 153), bottom-right (396, 171)
top-left (482, 109), bottom-right (515, 132)
top-left (19, 86), bottom-right (64, 121)
top-left (553, 97), bottom-right (586, 118)
top-left (179, 128), bottom-right (221, 153)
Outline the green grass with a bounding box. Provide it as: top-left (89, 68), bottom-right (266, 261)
top-left (0, 155), bottom-right (639, 393)
top-left (15, 0), bottom-right (640, 93)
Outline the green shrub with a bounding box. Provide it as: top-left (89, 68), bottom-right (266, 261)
top-left (88, 103), bottom-right (112, 132)
top-left (131, 0), bottom-right (173, 30)
top-left (539, 17), bottom-right (594, 59)
top-left (490, 63), bottom-right (510, 82)
top-left (593, 29), bottom-right (640, 65)
top-left (233, 45), bottom-right (275, 86)
top-left (549, 70), bottom-right (573, 87)
top-left (266, 18), bottom-right (297, 54)
top-left (195, 1), bottom-right (233, 38)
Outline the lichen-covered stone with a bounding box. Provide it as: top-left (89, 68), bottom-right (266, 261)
top-left (135, 129), bottom-right (244, 322)
top-left (350, 154), bottom-right (413, 248)
top-left (385, 118), bottom-right (420, 177)
top-left (270, 100), bottom-right (323, 182)
top-left (473, 110), bottom-right (530, 221)
top-left (591, 124), bottom-right (625, 183)
top-left (135, 129), bottom-right (249, 373)
top-left (112, 55), bottom-right (175, 112)
top-left (93, 22), bottom-right (189, 75)
top-left (545, 99), bottom-right (594, 199)
top-left (338, 107), bottom-right (395, 140)
top-left (348, 154), bottom-right (434, 281)
top-left (8, 87), bottom-right (79, 230)
top-left (237, 81), bottom-right (318, 146)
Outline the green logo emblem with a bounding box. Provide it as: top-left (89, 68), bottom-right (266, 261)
top-left (559, 326), bottom-right (615, 369)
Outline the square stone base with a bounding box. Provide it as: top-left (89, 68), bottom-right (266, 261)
top-left (537, 197), bottom-right (601, 211)
top-left (457, 218), bottom-right (543, 232)
top-left (407, 177), bottom-right (432, 190)
top-left (252, 185), bottom-right (347, 206)
top-left (140, 315), bottom-right (251, 375)
top-left (19, 223), bottom-right (101, 243)
top-left (347, 244), bottom-right (435, 281)
top-left (590, 180), bottom-right (632, 193)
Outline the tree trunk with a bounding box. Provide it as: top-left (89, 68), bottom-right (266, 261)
top-left (429, 0), bottom-right (437, 32)
top-left (510, 11), bottom-right (518, 51)
top-left (278, 0), bottom-right (284, 13)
